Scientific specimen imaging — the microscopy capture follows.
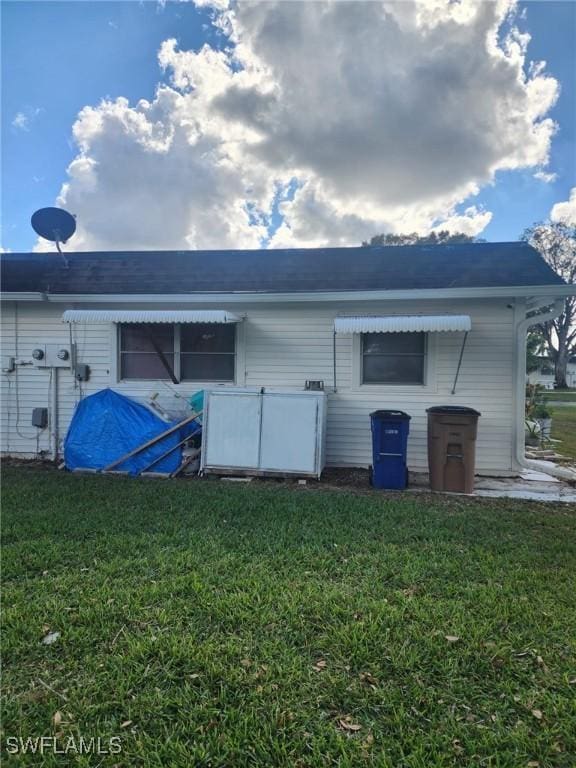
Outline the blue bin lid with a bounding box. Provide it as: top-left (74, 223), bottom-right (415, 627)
top-left (370, 410), bottom-right (411, 420)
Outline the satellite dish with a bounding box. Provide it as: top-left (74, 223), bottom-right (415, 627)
top-left (31, 207), bottom-right (76, 255)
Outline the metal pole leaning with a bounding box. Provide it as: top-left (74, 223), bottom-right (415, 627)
top-left (101, 412), bottom-right (201, 472)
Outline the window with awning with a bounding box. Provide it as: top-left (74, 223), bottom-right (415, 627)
top-left (333, 314), bottom-right (472, 392)
top-left (118, 323), bottom-right (236, 383)
top-left (63, 310), bottom-right (241, 383)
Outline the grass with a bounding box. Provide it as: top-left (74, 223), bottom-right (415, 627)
top-left (543, 391), bottom-right (576, 403)
top-left (551, 406), bottom-right (576, 460)
top-left (2, 466), bottom-right (576, 767)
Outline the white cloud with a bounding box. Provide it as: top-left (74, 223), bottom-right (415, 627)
top-left (268, 183), bottom-right (491, 249)
top-left (534, 170), bottom-right (557, 183)
top-left (12, 107), bottom-right (43, 132)
top-left (46, 0), bottom-right (559, 251)
top-left (550, 188), bottom-right (576, 226)
top-left (432, 206), bottom-right (493, 238)
top-left (43, 91), bottom-right (269, 251)
top-left (12, 112), bottom-right (30, 131)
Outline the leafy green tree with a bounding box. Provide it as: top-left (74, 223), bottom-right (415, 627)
top-left (522, 221), bottom-right (576, 389)
top-left (362, 230), bottom-right (480, 247)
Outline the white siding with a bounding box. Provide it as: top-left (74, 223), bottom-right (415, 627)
top-left (1, 297), bottom-right (517, 474)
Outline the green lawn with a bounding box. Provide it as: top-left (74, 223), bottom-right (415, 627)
top-left (2, 467), bottom-right (576, 767)
top-left (551, 406), bottom-right (576, 460)
top-left (543, 391), bottom-right (576, 403)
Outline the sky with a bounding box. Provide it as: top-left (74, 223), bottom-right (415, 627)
top-left (1, 0), bottom-right (575, 253)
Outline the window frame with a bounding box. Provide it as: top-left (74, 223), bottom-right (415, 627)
top-left (179, 323), bottom-right (237, 383)
top-left (352, 331), bottom-right (436, 390)
top-left (361, 331), bottom-right (427, 386)
top-left (115, 322), bottom-right (240, 384)
top-left (117, 322), bottom-right (178, 382)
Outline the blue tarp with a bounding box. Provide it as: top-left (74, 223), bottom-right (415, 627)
top-left (64, 389), bottom-right (198, 475)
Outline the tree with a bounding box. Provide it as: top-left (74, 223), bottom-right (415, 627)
top-left (522, 221), bottom-right (576, 389)
top-left (526, 330), bottom-right (546, 374)
top-left (362, 230), bottom-right (480, 247)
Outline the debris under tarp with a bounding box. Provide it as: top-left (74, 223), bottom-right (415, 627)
top-left (64, 389), bottom-right (199, 475)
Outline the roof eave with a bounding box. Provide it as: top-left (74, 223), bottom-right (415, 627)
top-left (1, 284), bottom-right (572, 304)
top-left (0, 292), bottom-right (46, 301)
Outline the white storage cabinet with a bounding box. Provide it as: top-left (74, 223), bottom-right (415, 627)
top-left (201, 388), bottom-right (327, 478)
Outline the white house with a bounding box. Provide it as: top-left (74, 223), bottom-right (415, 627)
top-left (528, 358), bottom-right (576, 389)
top-left (1, 242), bottom-right (573, 477)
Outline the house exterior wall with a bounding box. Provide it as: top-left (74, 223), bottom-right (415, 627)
top-left (1, 297), bottom-right (518, 474)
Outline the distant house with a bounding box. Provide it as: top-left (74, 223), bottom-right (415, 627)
top-left (1, 242), bottom-right (573, 476)
top-left (528, 356), bottom-right (576, 389)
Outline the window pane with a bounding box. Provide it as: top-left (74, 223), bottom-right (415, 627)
top-left (181, 354), bottom-right (235, 382)
top-left (363, 354), bottom-right (424, 384)
top-left (363, 332), bottom-right (425, 355)
top-left (181, 324), bottom-right (235, 353)
top-left (120, 353), bottom-right (175, 380)
top-left (120, 324), bottom-right (174, 353)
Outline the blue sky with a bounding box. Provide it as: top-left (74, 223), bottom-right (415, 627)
top-left (2, 0), bottom-right (575, 252)
top-left (2, 1), bottom-right (215, 250)
top-left (475, 1), bottom-right (576, 241)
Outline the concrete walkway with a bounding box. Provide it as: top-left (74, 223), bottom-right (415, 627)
top-left (410, 469), bottom-right (576, 503)
top-left (474, 470), bottom-right (576, 503)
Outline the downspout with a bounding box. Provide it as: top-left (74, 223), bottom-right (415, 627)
top-left (515, 297), bottom-right (575, 482)
top-left (333, 329), bottom-right (337, 392)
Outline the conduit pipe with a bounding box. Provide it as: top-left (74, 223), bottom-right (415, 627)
top-left (51, 368), bottom-right (59, 462)
top-left (515, 297), bottom-right (575, 482)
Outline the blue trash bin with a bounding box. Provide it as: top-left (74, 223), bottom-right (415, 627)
top-left (370, 410), bottom-right (411, 489)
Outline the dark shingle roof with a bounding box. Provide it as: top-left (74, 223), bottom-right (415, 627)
top-left (0, 242), bottom-right (565, 295)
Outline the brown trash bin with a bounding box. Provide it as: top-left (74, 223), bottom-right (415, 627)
top-left (426, 406), bottom-right (481, 494)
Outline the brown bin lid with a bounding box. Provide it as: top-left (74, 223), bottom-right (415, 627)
top-left (426, 406), bottom-right (481, 416)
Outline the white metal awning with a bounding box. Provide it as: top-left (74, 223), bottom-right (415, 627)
top-left (334, 314), bottom-right (472, 334)
top-left (62, 310), bottom-right (242, 324)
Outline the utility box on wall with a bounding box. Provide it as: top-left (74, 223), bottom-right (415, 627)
top-left (31, 408), bottom-right (48, 429)
top-left (32, 344), bottom-right (72, 368)
top-left (74, 363), bottom-right (90, 382)
top-left (201, 388), bottom-right (327, 478)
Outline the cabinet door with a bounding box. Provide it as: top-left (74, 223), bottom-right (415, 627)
top-left (203, 392), bottom-right (261, 469)
top-left (259, 395), bottom-right (318, 472)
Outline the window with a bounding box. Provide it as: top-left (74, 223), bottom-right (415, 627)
top-left (120, 324), bottom-right (175, 381)
top-left (362, 332), bottom-right (426, 385)
top-left (119, 323), bottom-right (235, 382)
top-left (180, 324), bottom-right (235, 382)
